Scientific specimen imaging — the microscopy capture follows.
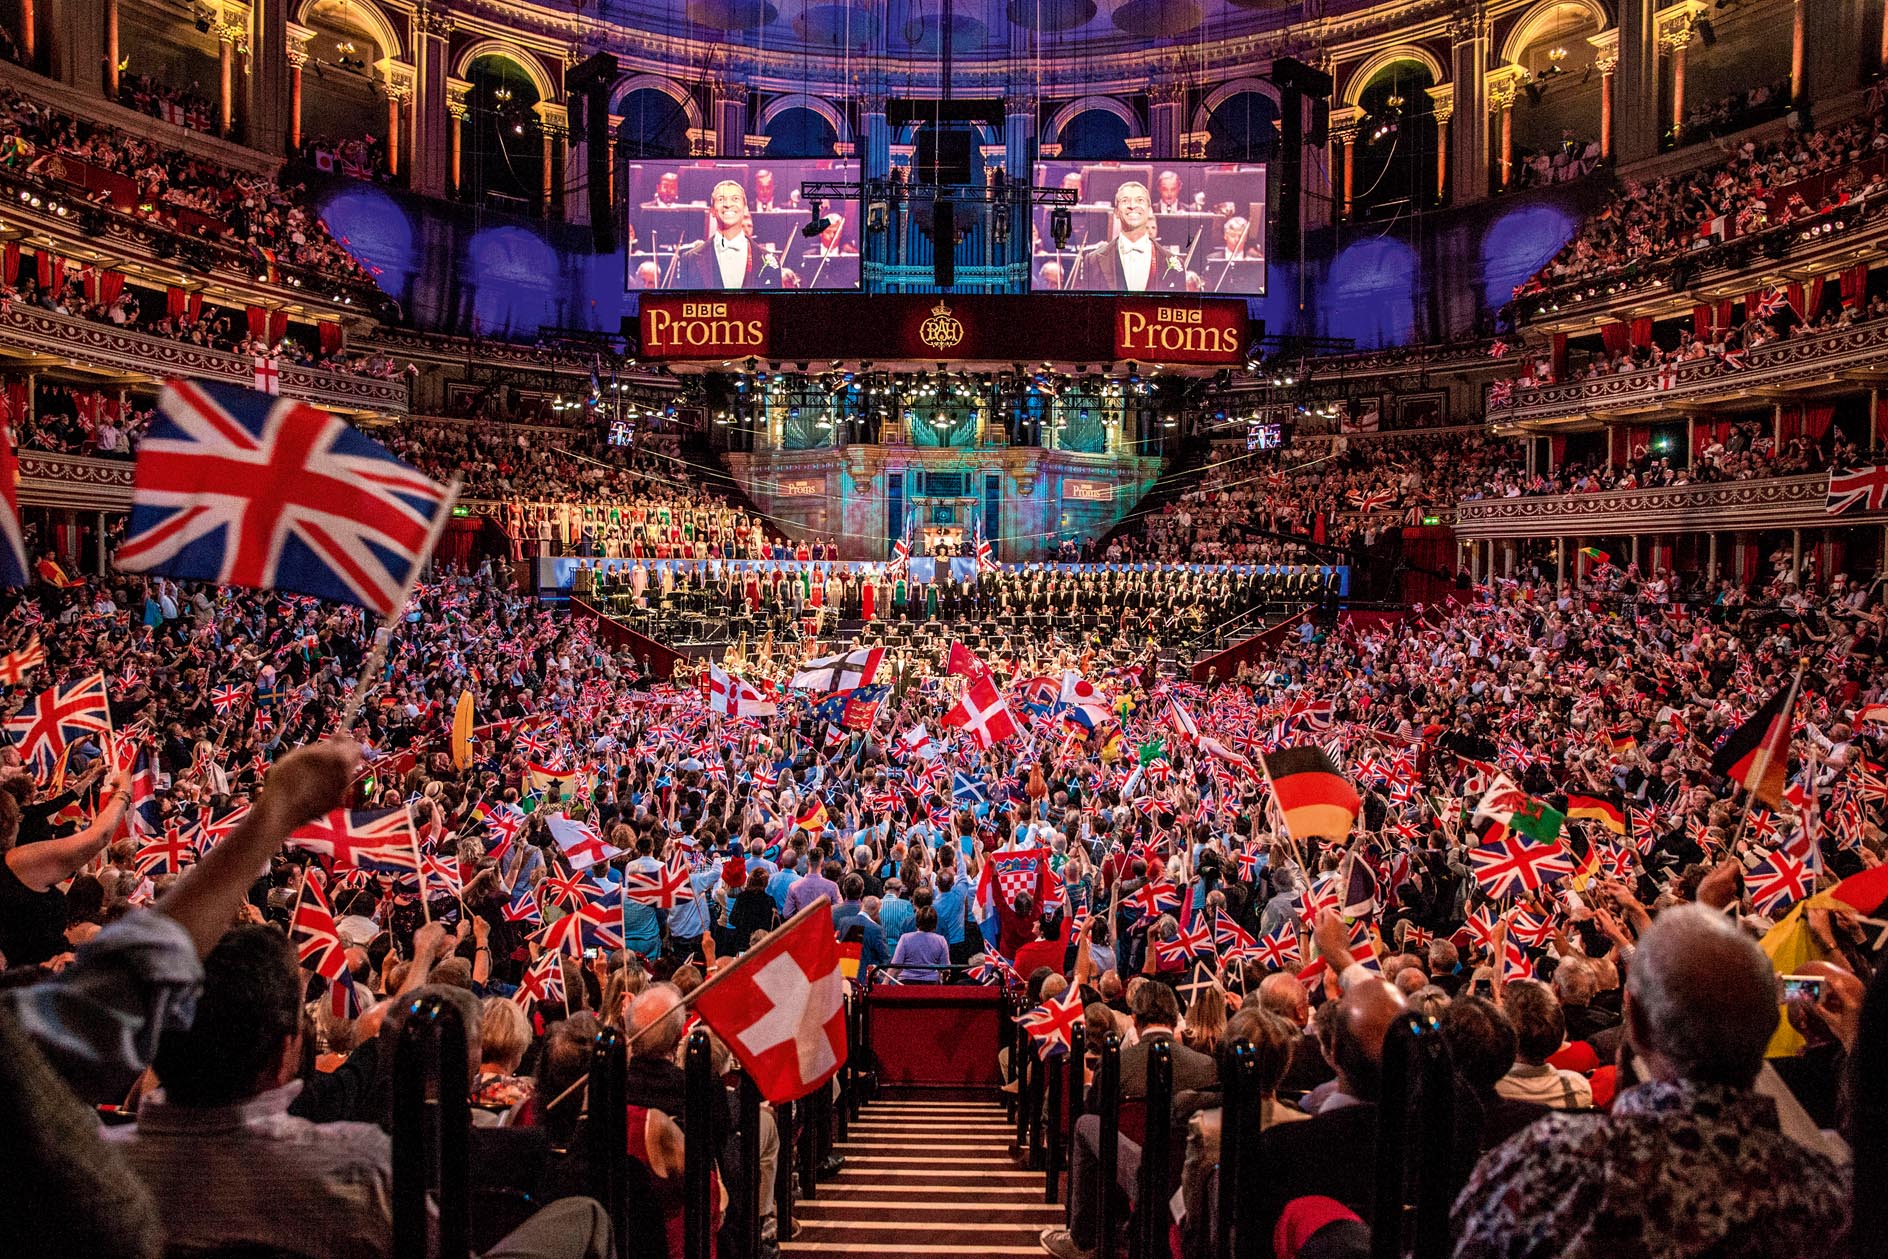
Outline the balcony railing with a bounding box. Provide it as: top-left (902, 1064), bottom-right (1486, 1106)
top-left (0, 304), bottom-right (409, 413)
top-left (17, 451), bottom-right (133, 510)
top-left (1452, 473), bottom-right (1871, 538)
top-left (1492, 316), bottom-right (1888, 423)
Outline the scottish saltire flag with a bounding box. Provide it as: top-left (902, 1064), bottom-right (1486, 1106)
top-left (116, 380), bottom-right (451, 616)
top-left (0, 412), bottom-right (26, 588)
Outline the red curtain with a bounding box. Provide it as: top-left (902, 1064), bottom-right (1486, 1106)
top-left (1815, 539), bottom-right (1846, 580)
top-left (268, 311), bottom-right (289, 342)
top-left (98, 271), bottom-right (123, 306)
top-left (246, 305), bottom-right (268, 339)
top-left (318, 322), bottom-right (343, 355)
top-left (1600, 322), bottom-right (1631, 355)
top-left (1778, 405), bottom-right (1800, 445)
top-left (1610, 426), bottom-right (1631, 465)
top-left (167, 286), bottom-right (188, 321)
top-left (1693, 419), bottom-right (1733, 454)
top-left (35, 251), bottom-right (61, 290)
top-left (1628, 316), bottom-right (1654, 348)
top-left (1806, 277), bottom-right (1825, 319)
top-left (1, 243), bottom-right (16, 287)
top-left (1801, 405), bottom-right (1835, 443)
top-left (1550, 332), bottom-right (1568, 381)
top-left (1841, 263), bottom-right (1867, 309)
top-left (3, 378), bottom-right (26, 424)
top-left (1787, 281), bottom-right (1807, 319)
top-left (1550, 435), bottom-right (1567, 469)
top-left (1692, 303), bottom-right (1711, 336)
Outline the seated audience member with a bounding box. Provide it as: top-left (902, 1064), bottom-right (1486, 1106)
top-left (1438, 996), bottom-right (1552, 1149)
top-left (1494, 980), bottom-right (1594, 1110)
top-left (1451, 905), bottom-right (1852, 1258)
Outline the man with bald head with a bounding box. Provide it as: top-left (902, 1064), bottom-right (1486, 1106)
top-left (1452, 904), bottom-right (1850, 1258)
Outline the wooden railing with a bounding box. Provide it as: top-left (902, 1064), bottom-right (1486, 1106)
top-left (1451, 473), bottom-right (1876, 538)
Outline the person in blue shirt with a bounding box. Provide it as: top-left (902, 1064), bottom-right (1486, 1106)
top-left (876, 879), bottom-right (916, 943)
top-left (933, 867), bottom-right (972, 963)
top-left (665, 860), bottom-right (724, 954)
top-left (766, 854), bottom-right (803, 914)
top-left (830, 873), bottom-right (890, 971)
top-left (889, 905), bottom-right (952, 983)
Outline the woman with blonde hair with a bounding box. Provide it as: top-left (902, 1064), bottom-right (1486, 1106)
top-left (471, 995), bottom-right (535, 1121)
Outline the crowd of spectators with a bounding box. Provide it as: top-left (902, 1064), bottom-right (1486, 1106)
top-left (1520, 105), bottom-right (1888, 294)
top-left (114, 74), bottom-right (216, 134)
top-left (0, 87), bottom-right (373, 284)
top-left (1104, 431), bottom-right (1522, 560)
top-left (1670, 80), bottom-right (1791, 149)
top-left (0, 506), bottom-right (1879, 1259)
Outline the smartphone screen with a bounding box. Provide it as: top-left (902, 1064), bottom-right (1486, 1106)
top-left (1781, 974), bottom-right (1824, 1002)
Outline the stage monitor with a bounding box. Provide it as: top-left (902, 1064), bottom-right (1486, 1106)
top-left (623, 159), bottom-right (861, 292)
top-left (1030, 160), bottom-right (1267, 297)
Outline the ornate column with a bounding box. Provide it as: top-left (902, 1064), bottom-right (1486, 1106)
top-left (217, 18), bottom-right (240, 137)
top-left (19, 0), bottom-right (33, 65)
top-left (379, 60), bottom-right (416, 178)
top-left (1487, 67), bottom-right (1524, 192)
top-left (1000, 92), bottom-right (1032, 184)
top-left (1449, 8), bottom-right (1491, 204)
top-left (1147, 80), bottom-right (1186, 160)
top-left (1328, 106), bottom-right (1362, 218)
top-left (1615, 0), bottom-right (1660, 164)
top-left (1425, 84), bottom-right (1453, 203)
top-left (534, 101), bottom-right (566, 217)
top-left (410, 5), bottom-right (453, 199)
top-left (446, 79), bottom-right (471, 195)
top-left (711, 80), bottom-right (748, 157)
top-left (104, 0), bottom-right (117, 96)
top-left (608, 113), bottom-right (622, 208)
top-left (247, 0), bottom-right (291, 154)
top-left (1658, 6), bottom-right (1702, 139)
top-left (285, 23), bottom-right (312, 152)
top-left (1588, 30), bottom-right (1618, 159)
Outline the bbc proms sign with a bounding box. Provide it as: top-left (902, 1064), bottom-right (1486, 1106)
top-left (634, 294), bottom-right (1250, 366)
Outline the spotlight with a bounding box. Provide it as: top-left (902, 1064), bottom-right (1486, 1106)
top-left (800, 202), bottom-right (828, 238)
top-left (1050, 208), bottom-right (1071, 250)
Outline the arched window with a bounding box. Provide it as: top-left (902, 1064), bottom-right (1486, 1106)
top-left (1351, 60), bottom-right (1438, 219)
top-left (617, 88), bottom-right (691, 159)
top-left (462, 54), bottom-right (545, 216)
top-left (1059, 111), bottom-right (1132, 161)
top-left (1204, 92), bottom-right (1279, 162)
top-left (763, 107), bottom-right (838, 158)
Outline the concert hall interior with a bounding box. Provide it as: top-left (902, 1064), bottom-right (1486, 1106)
top-left (2, 3), bottom-right (1888, 1259)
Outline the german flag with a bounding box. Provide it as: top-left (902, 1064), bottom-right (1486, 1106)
top-left (1565, 792), bottom-right (1627, 835)
top-left (1709, 685), bottom-right (1796, 809)
top-left (1607, 725), bottom-right (1637, 755)
top-left (1263, 746), bottom-right (1361, 840)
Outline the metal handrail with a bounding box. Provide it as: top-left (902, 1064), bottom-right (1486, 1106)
top-left (391, 995), bottom-right (471, 1259)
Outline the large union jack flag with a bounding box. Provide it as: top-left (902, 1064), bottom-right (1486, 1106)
top-left (286, 806), bottom-right (419, 873)
top-left (1468, 835), bottom-right (1574, 899)
top-left (5, 672), bottom-right (110, 772)
top-left (1826, 464), bottom-right (1888, 517)
top-left (115, 379), bottom-right (451, 615)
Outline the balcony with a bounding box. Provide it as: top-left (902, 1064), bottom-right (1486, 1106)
top-left (17, 451), bottom-right (133, 511)
top-left (1452, 473), bottom-right (1870, 539)
top-left (0, 304), bottom-right (409, 415)
top-left (1493, 316), bottom-right (1888, 425)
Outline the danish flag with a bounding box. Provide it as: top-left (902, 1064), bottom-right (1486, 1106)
top-left (116, 379), bottom-right (451, 617)
top-left (5, 672), bottom-right (111, 772)
top-left (286, 807), bottom-right (418, 873)
top-left (941, 675), bottom-right (1019, 749)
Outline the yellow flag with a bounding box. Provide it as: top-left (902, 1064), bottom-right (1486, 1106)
top-left (450, 691), bottom-right (475, 771)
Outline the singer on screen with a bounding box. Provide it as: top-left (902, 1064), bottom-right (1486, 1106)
top-left (670, 180), bottom-right (784, 290)
top-left (1070, 181), bottom-right (1188, 292)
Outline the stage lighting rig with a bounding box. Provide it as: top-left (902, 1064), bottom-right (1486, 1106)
top-left (1050, 207), bottom-right (1072, 250)
top-left (801, 202), bottom-right (830, 238)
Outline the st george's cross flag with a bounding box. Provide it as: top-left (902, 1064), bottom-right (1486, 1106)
top-left (0, 411), bottom-right (26, 589)
top-left (691, 900), bottom-right (848, 1103)
top-left (115, 379), bottom-right (453, 617)
top-left (5, 672), bottom-right (110, 774)
top-left (545, 812), bottom-right (622, 872)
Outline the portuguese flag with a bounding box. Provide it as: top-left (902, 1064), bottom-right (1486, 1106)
top-left (1565, 792), bottom-right (1627, 835)
top-left (1262, 746), bottom-right (1361, 840)
top-left (1578, 547), bottom-right (1610, 565)
top-left (1709, 684), bottom-right (1797, 809)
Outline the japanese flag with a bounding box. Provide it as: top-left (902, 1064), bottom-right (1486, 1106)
top-left (691, 900), bottom-right (848, 1103)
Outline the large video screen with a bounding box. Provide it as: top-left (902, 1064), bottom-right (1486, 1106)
top-left (624, 160), bottom-right (861, 291)
top-left (1029, 161), bottom-right (1267, 296)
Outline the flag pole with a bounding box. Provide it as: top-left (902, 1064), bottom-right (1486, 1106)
top-left (1728, 661), bottom-right (1808, 854)
top-left (338, 475), bottom-right (463, 733)
top-left (1254, 750), bottom-right (1312, 889)
top-left (404, 800), bottom-right (432, 925)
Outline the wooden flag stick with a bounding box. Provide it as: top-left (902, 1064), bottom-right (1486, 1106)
top-left (338, 475), bottom-right (462, 733)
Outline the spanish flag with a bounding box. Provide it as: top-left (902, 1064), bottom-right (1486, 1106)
top-left (1262, 746), bottom-right (1361, 840)
top-left (1709, 684), bottom-right (1796, 809)
top-left (1565, 792), bottom-right (1627, 835)
top-left (795, 797), bottom-right (829, 833)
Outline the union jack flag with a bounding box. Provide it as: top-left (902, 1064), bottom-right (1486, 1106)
top-left (115, 380), bottom-right (452, 616)
top-left (1826, 464), bottom-right (1888, 516)
top-left (133, 820), bottom-right (199, 876)
top-left (5, 672), bottom-right (110, 773)
top-left (210, 684), bottom-right (247, 715)
top-left (1746, 849), bottom-right (1813, 915)
top-left (1018, 988), bottom-right (1084, 1058)
top-left (534, 896), bottom-right (624, 957)
top-left (625, 858), bottom-right (697, 907)
top-left (1468, 834), bottom-right (1574, 899)
top-left (1211, 908), bottom-right (1255, 955)
top-left (0, 637), bottom-right (44, 687)
top-left (286, 807), bottom-right (418, 873)
top-left (1752, 287), bottom-right (1788, 319)
top-left (513, 950), bottom-right (566, 1009)
top-left (1251, 921), bottom-right (1301, 970)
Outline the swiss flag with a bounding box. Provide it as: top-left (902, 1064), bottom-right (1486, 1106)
top-left (947, 640), bottom-right (992, 682)
top-left (692, 901), bottom-right (848, 1103)
top-left (942, 675), bottom-right (1019, 749)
